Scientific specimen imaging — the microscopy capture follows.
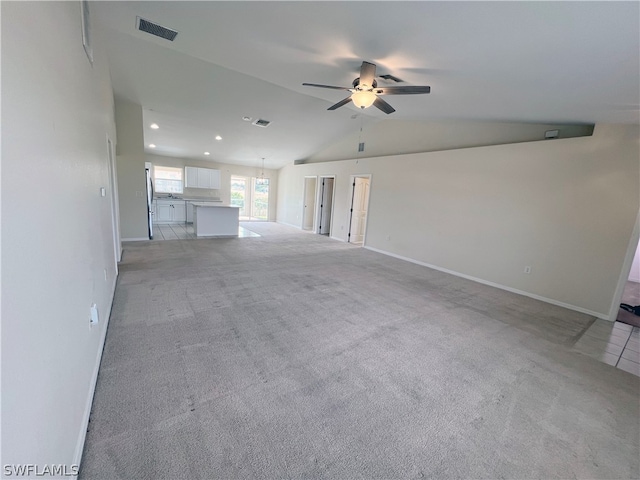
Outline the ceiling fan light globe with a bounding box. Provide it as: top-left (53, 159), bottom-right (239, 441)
top-left (351, 90), bottom-right (376, 109)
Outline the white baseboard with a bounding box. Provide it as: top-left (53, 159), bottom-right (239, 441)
top-left (276, 220), bottom-right (302, 229)
top-left (121, 237), bottom-right (149, 241)
top-left (72, 274), bottom-right (118, 475)
top-left (364, 245), bottom-right (608, 320)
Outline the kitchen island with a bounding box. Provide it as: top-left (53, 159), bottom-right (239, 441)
top-left (192, 203), bottom-right (240, 237)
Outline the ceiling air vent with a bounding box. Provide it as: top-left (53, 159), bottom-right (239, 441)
top-left (252, 119), bottom-right (271, 128)
top-left (136, 17), bottom-right (178, 41)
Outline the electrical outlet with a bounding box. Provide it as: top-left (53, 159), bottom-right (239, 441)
top-left (524, 266), bottom-right (532, 274)
top-left (90, 303), bottom-right (99, 326)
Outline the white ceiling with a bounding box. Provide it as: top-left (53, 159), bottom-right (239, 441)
top-left (93, 1), bottom-right (640, 169)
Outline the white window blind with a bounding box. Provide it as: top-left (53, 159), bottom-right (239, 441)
top-left (154, 166), bottom-right (183, 194)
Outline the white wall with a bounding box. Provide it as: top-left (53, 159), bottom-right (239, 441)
top-left (115, 99), bottom-right (149, 240)
top-left (306, 119), bottom-right (594, 163)
top-left (2, 1), bottom-right (118, 471)
top-left (277, 124), bottom-right (639, 318)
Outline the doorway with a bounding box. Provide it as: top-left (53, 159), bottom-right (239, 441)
top-left (348, 175), bottom-right (371, 245)
top-left (230, 176), bottom-right (247, 217)
top-left (252, 177), bottom-right (269, 220)
top-left (231, 175), bottom-right (270, 221)
top-left (302, 176), bottom-right (317, 231)
top-left (610, 210), bottom-right (640, 321)
top-left (107, 137), bottom-right (121, 267)
top-left (317, 176), bottom-right (335, 236)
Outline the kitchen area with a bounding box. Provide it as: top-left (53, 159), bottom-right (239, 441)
top-left (146, 163), bottom-right (257, 240)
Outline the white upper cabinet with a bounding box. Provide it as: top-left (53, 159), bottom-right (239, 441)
top-left (184, 166), bottom-right (198, 188)
top-left (185, 166), bottom-right (220, 189)
top-left (211, 170), bottom-right (221, 189)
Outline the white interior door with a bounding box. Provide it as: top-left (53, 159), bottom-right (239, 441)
top-left (318, 177), bottom-right (334, 235)
top-left (303, 177), bottom-right (317, 230)
top-left (349, 176), bottom-right (370, 244)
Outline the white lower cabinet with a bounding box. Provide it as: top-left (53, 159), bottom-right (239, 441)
top-left (173, 202), bottom-right (186, 222)
top-left (154, 200), bottom-right (186, 224)
top-left (155, 203), bottom-right (172, 222)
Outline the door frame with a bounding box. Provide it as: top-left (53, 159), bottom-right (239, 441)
top-left (250, 176), bottom-right (270, 221)
top-left (347, 174), bottom-right (372, 246)
top-left (231, 175), bottom-right (270, 221)
top-left (106, 136), bottom-right (121, 266)
top-left (302, 176), bottom-right (318, 231)
top-left (230, 175), bottom-right (248, 218)
top-left (317, 175), bottom-right (336, 235)
top-left (608, 209), bottom-right (640, 320)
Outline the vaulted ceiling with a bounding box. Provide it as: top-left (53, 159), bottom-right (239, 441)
top-left (93, 1), bottom-right (640, 169)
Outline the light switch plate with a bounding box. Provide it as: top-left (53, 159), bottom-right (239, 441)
top-left (90, 303), bottom-right (99, 325)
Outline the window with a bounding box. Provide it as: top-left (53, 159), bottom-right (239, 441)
top-left (230, 176), bottom-right (247, 217)
top-left (252, 178), bottom-right (269, 220)
top-left (230, 176), bottom-right (269, 221)
top-left (154, 166), bottom-right (183, 194)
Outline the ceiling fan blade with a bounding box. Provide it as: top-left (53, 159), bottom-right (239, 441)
top-left (327, 97), bottom-right (353, 111)
top-left (359, 61), bottom-right (377, 87)
top-left (373, 97), bottom-right (396, 114)
top-left (374, 85), bottom-right (431, 95)
top-left (302, 83), bottom-right (351, 91)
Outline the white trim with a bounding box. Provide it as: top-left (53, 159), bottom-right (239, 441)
top-left (276, 220), bottom-right (301, 229)
top-left (80, 0), bottom-right (93, 65)
top-left (302, 176), bottom-right (318, 232)
top-left (364, 245), bottom-right (608, 320)
top-left (106, 136), bottom-right (122, 267)
top-left (72, 275), bottom-right (117, 473)
top-left (608, 210), bottom-right (640, 321)
top-left (347, 174), bottom-right (372, 246)
top-left (121, 237), bottom-right (149, 242)
top-left (317, 175), bottom-right (336, 235)
top-left (330, 235), bottom-right (346, 243)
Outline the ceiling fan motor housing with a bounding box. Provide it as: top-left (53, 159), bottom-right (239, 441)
top-left (352, 78), bottom-right (377, 90)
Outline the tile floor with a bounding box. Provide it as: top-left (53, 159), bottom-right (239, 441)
top-left (574, 319), bottom-right (640, 376)
top-left (152, 223), bottom-right (260, 240)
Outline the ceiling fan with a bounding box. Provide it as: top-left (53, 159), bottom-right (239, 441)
top-left (303, 61), bottom-right (431, 114)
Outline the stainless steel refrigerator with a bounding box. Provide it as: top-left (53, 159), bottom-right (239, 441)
top-left (145, 166), bottom-right (154, 239)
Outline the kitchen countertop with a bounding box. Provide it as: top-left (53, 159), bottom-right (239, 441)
top-left (154, 197), bottom-right (222, 202)
top-left (191, 202), bottom-right (238, 208)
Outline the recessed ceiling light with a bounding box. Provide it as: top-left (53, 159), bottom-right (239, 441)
top-left (242, 116), bottom-right (252, 122)
top-left (150, 123), bottom-right (159, 129)
top-left (215, 135), bottom-right (222, 141)
top-left (149, 144), bottom-right (156, 148)
top-left (204, 152), bottom-right (210, 155)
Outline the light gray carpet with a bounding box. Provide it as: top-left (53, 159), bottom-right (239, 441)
top-left (80, 223), bottom-right (639, 479)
